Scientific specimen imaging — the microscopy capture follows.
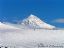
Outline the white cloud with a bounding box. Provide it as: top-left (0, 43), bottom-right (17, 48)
top-left (53, 18), bottom-right (64, 23)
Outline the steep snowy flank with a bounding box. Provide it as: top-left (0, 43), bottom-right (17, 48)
top-left (21, 14), bottom-right (56, 29)
top-left (0, 22), bottom-right (19, 29)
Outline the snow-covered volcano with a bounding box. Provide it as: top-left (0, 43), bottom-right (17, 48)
top-left (21, 14), bottom-right (56, 29)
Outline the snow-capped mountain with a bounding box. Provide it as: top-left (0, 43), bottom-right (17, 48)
top-left (21, 14), bottom-right (56, 29)
top-left (0, 15), bottom-right (64, 48)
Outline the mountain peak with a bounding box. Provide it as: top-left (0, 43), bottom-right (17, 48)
top-left (21, 14), bottom-right (56, 29)
top-left (28, 14), bottom-right (38, 19)
top-left (29, 14), bottom-right (35, 17)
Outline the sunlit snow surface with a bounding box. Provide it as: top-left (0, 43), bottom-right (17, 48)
top-left (0, 28), bottom-right (64, 48)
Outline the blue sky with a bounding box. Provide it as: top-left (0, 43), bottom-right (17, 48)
top-left (0, 0), bottom-right (64, 28)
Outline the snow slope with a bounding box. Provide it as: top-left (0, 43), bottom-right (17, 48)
top-left (21, 14), bottom-right (55, 29)
top-left (0, 22), bottom-right (19, 30)
top-left (0, 29), bottom-right (64, 48)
